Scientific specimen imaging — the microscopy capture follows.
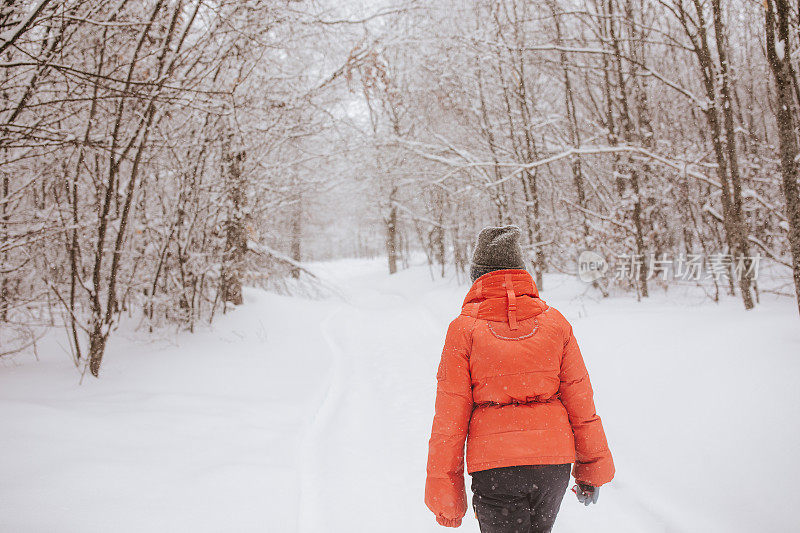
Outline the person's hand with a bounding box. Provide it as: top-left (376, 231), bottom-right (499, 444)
top-left (572, 483), bottom-right (599, 506)
top-left (436, 515), bottom-right (462, 527)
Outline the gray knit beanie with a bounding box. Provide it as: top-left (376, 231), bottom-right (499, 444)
top-left (470, 225), bottom-right (526, 282)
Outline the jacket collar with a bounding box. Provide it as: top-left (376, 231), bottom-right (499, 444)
top-left (461, 269), bottom-right (546, 328)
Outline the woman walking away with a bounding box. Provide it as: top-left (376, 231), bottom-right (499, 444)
top-left (425, 226), bottom-right (614, 532)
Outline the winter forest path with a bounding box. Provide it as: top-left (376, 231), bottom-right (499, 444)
top-left (1, 258), bottom-right (798, 532)
top-left (298, 262), bottom-right (659, 533)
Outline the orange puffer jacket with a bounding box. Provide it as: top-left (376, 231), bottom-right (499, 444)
top-left (425, 269), bottom-right (614, 527)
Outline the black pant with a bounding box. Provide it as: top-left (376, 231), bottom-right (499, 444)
top-left (471, 464), bottom-right (571, 533)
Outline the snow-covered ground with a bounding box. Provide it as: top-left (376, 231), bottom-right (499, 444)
top-left (2, 258), bottom-right (799, 532)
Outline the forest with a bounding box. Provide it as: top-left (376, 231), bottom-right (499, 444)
top-left (2, 0), bottom-right (799, 377)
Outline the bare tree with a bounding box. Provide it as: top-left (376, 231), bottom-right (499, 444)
top-left (764, 0), bottom-right (800, 314)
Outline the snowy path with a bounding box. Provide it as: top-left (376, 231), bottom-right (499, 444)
top-left (298, 266), bottom-right (450, 532)
top-left (2, 258), bottom-right (799, 532)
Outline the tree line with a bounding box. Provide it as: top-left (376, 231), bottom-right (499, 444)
top-left (1, 0), bottom-right (799, 376)
top-left (350, 0), bottom-right (800, 315)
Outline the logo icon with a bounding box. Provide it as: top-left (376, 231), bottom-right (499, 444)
top-left (578, 250), bottom-right (608, 283)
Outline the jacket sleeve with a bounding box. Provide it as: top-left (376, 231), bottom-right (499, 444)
top-left (558, 324), bottom-right (615, 487)
top-left (424, 315), bottom-right (474, 527)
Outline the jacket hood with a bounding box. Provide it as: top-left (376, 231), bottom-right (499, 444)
top-left (461, 269), bottom-right (547, 328)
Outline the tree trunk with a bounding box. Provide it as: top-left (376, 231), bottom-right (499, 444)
top-left (607, 0), bottom-right (648, 297)
top-left (551, 2), bottom-right (588, 239)
top-left (386, 186), bottom-right (399, 275)
top-left (711, 0), bottom-right (754, 309)
top-left (291, 199), bottom-right (302, 279)
top-left (221, 145), bottom-right (247, 306)
top-left (676, 0), bottom-right (753, 307)
top-left (510, 1), bottom-right (545, 287)
top-left (88, 325), bottom-right (107, 378)
top-left (765, 0), bottom-right (800, 315)
top-left (1, 172), bottom-right (8, 322)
